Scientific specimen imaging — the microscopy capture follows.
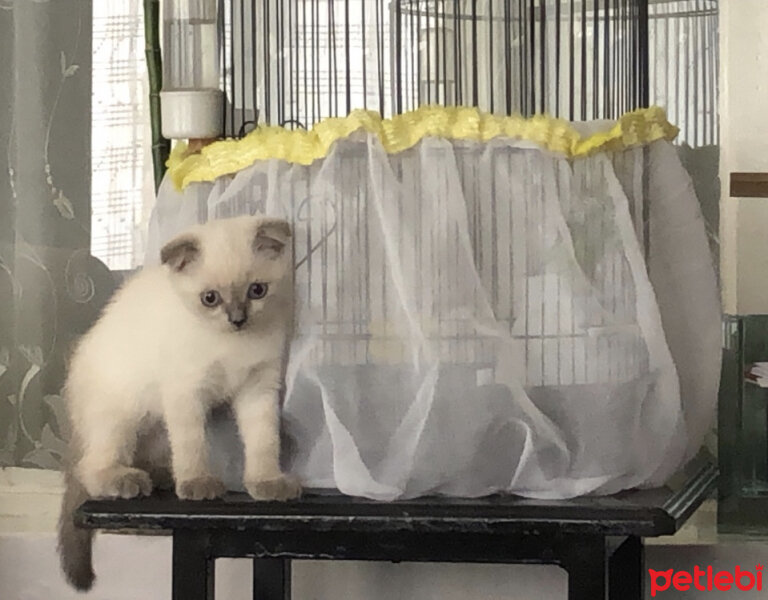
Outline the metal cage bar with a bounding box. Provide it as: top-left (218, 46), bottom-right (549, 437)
top-left (145, 0), bottom-right (719, 175)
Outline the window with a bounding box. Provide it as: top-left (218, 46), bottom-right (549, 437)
top-left (91, 0), bottom-right (154, 270)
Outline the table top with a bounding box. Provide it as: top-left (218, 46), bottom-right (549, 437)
top-left (77, 456), bottom-right (717, 539)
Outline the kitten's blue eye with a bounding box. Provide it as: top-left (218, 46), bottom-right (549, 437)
top-left (201, 290), bottom-right (221, 307)
top-left (247, 282), bottom-right (268, 300)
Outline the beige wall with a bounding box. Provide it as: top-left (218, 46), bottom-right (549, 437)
top-left (720, 0), bottom-right (768, 314)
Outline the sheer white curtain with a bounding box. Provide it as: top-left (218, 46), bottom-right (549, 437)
top-left (91, 0), bottom-right (154, 270)
top-left (148, 133), bottom-right (721, 500)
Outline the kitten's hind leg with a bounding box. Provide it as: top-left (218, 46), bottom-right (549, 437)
top-left (76, 412), bottom-right (152, 499)
top-left (135, 421), bottom-right (174, 490)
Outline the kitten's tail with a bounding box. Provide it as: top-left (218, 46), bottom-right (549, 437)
top-left (58, 470), bottom-right (95, 591)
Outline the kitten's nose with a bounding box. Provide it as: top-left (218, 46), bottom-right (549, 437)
top-left (227, 306), bottom-right (247, 328)
top-left (230, 315), bottom-right (247, 329)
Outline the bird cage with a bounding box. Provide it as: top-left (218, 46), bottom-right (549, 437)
top-left (214, 0), bottom-right (651, 136)
top-left (648, 0), bottom-right (719, 148)
top-left (647, 0), bottom-right (719, 260)
top-left (144, 0), bottom-right (721, 499)
top-left (150, 0), bottom-right (652, 388)
top-left (146, 1), bottom-right (719, 166)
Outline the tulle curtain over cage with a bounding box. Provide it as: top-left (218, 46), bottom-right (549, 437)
top-left (146, 108), bottom-right (721, 500)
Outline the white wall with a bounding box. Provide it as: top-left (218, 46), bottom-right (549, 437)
top-left (719, 0), bottom-right (768, 314)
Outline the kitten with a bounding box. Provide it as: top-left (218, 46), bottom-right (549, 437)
top-left (58, 215), bottom-right (300, 591)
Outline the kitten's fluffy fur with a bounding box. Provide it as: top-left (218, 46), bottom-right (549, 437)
top-left (58, 215), bottom-right (299, 591)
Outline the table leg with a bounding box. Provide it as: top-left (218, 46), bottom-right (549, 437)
top-left (253, 559), bottom-right (291, 600)
top-left (608, 536), bottom-right (644, 600)
top-left (561, 536), bottom-right (607, 600)
top-left (173, 529), bottom-right (215, 600)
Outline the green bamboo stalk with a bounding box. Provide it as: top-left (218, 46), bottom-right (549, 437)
top-left (144, 0), bottom-right (171, 192)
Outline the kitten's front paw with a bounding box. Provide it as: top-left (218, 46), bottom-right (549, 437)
top-left (176, 476), bottom-right (226, 500)
top-left (245, 474), bottom-right (302, 501)
top-left (92, 467), bottom-right (153, 499)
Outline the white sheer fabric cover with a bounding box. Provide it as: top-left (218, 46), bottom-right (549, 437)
top-left (146, 131), bottom-right (720, 500)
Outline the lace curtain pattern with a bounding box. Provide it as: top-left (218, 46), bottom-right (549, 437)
top-left (0, 0), bottom-right (149, 469)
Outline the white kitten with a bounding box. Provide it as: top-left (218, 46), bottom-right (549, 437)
top-left (58, 215), bottom-right (299, 591)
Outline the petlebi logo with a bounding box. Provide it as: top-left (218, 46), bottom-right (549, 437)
top-left (649, 565), bottom-right (764, 596)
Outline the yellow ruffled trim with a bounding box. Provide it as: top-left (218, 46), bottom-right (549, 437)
top-left (167, 105), bottom-right (679, 190)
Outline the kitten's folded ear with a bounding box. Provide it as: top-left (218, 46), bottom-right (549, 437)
top-left (160, 234), bottom-right (200, 272)
top-left (254, 218), bottom-right (292, 258)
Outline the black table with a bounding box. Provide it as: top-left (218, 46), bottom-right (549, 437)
top-left (77, 458), bottom-right (716, 600)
